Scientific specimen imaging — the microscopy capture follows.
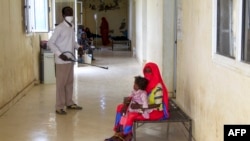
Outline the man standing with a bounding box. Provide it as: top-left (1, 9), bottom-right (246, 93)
top-left (47, 6), bottom-right (83, 115)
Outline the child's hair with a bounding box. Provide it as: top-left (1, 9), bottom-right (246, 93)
top-left (134, 76), bottom-right (149, 90)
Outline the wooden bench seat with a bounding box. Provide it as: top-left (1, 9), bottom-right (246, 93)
top-left (132, 98), bottom-right (192, 141)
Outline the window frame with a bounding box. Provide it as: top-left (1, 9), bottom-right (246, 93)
top-left (212, 0), bottom-right (250, 76)
top-left (216, 0), bottom-right (234, 58)
top-left (24, 0), bottom-right (49, 33)
top-left (241, 0), bottom-right (250, 63)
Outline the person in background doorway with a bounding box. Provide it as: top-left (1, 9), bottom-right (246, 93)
top-left (47, 6), bottom-right (83, 115)
top-left (100, 17), bottom-right (110, 46)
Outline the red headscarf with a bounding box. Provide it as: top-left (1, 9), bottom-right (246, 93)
top-left (143, 62), bottom-right (169, 118)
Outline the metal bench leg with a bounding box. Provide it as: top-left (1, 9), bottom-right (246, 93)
top-left (133, 122), bottom-right (136, 141)
top-left (166, 122), bottom-right (170, 139)
top-left (188, 121), bottom-right (192, 141)
top-left (112, 40), bottom-right (114, 51)
top-left (128, 40), bottom-right (131, 51)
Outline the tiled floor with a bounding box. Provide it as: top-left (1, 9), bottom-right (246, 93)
top-left (0, 46), bottom-right (190, 141)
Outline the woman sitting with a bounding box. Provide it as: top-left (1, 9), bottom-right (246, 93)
top-left (78, 32), bottom-right (95, 61)
top-left (105, 62), bottom-right (169, 141)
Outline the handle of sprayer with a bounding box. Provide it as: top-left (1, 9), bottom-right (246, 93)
top-left (61, 51), bottom-right (77, 62)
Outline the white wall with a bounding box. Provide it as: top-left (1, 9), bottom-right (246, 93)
top-left (146, 0), bottom-right (163, 67)
top-left (133, 0), bottom-right (164, 67)
top-left (0, 0), bottom-right (40, 115)
top-left (132, 0), bottom-right (250, 141)
top-left (177, 0), bottom-right (250, 141)
top-left (163, 0), bottom-right (175, 95)
top-left (132, 0), bottom-right (175, 93)
top-left (135, 0), bottom-right (144, 64)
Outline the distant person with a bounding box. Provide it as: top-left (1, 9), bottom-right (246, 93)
top-left (79, 32), bottom-right (95, 61)
top-left (77, 26), bottom-right (85, 41)
top-left (100, 17), bottom-right (110, 46)
top-left (85, 27), bottom-right (93, 39)
top-left (84, 27), bottom-right (94, 46)
top-left (47, 6), bottom-right (83, 115)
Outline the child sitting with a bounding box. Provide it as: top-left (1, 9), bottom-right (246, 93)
top-left (123, 76), bottom-right (150, 119)
top-left (105, 76), bottom-right (149, 141)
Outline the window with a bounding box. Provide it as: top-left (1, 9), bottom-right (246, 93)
top-left (24, 0), bottom-right (49, 33)
top-left (213, 0), bottom-right (250, 76)
top-left (242, 0), bottom-right (250, 63)
top-left (216, 0), bottom-right (234, 58)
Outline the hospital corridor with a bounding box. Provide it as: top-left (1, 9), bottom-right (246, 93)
top-left (0, 46), bottom-right (189, 141)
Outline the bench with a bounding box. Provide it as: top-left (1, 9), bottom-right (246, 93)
top-left (111, 36), bottom-right (131, 51)
top-left (132, 98), bottom-right (192, 141)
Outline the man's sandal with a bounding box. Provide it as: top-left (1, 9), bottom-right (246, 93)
top-left (67, 104), bottom-right (82, 110)
top-left (56, 109), bottom-right (67, 115)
